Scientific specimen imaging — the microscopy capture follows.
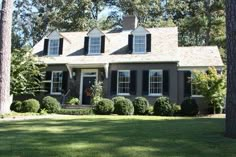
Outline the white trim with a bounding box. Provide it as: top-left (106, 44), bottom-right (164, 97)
top-left (79, 69), bottom-right (98, 105)
top-left (133, 35), bottom-right (146, 54)
top-left (117, 70), bottom-right (130, 95)
top-left (148, 70), bottom-right (163, 96)
top-left (50, 71), bottom-right (63, 95)
top-left (88, 36), bottom-right (101, 55)
top-left (48, 39), bottom-right (60, 56)
top-left (192, 95), bottom-right (204, 98)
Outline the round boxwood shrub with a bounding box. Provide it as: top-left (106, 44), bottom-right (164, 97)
top-left (94, 98), bottom-right (114, 115)
top-left (132, 97), bottom-right (149, 115)
top-left (22, 99), bottom-right (40, 113)
top-left (181, 98), bottom-right (199, 116)
top-left (10, 101), bottom-right (22, 112)
top-left (112, 96), bottom-right (125, 104)
top-left (114, 98), bottom-right (134, 115)
top-left (41, 96), bottom-right (60, 113)
top-left (154, 97), bottom-right (173, 116)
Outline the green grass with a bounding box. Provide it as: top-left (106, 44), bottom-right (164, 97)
top-left (0, 115), bottom-right (235, 157)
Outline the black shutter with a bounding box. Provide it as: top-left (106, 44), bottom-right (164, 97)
top-left (146, 34), bottom-right (151, 52)
top-left (130, 70), bottom-right (137, 95)
top-left (101, 35), bottom-right (105, 53)
top-left (128, 34), bottom-right (133, 53)
top-left (45, 71), bottom-right (52, 94)
top-left (62, 71), bottom-right (69, 92)
top-left (184, 71), bottom-right (192, 97)
top-left (59, 38), bottom-right (64, 55)
top-left (84, 37), bottom-right (89, 55)
top-left (142, 70), bottom-right (149, 95)
top-left (111, 71), bottom-right (117, 95)
top-left (43, 39), bottom-right (49, 55)
top-left (163, 70), bottom-right (169, 96)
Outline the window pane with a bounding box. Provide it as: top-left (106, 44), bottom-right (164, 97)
top-left (89, 37), bottom-right (101, 54)
top-left (52, 72), bottom-right (63, 93)
top-left (149, 70), bottom-right (163, 95)
top-left (134, 35), bottom-right (146, 53)
top-left (118, 71), bottom-right (130, 94)
top-left (49, 39), bottom-right (59, 55)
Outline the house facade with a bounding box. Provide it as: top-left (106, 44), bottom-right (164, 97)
top-left (32, 15), bottom-right (224, 112)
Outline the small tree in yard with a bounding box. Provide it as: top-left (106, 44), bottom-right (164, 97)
top-left (11, 49), bottom-right (45, 96)
top-left (192, 67), bottom-right (226, 114)
top-left (90, 81), bottom-right (103, 105)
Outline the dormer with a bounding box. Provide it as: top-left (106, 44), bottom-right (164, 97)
top-left (43, 31), bottom-right (64, 56)
top-left (84, 28), bottom-right (105, 55)
top-left (128, 26), bottom-right (151, 54)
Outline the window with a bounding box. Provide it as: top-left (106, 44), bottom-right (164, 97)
top-left (134, 35), bottom-right (146, 53)
top-left (89, 37), bottom-right (101, 54)
top-left (191, 74), bottom-right (202, 96)
top-left (149, 70), bottom-right (163, 95)
top-left (117, 70), bottom-right (130, 95)
top-left (48, 39), bottom-right (59, 56)
top-left (51, 71), bottom-right (63, 94)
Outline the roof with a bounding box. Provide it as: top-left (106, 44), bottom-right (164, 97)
top-left (33, 27), bottom-right (224, 68)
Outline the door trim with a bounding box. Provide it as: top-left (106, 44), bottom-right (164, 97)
top-left (80, 69), bottom-right (98, 105)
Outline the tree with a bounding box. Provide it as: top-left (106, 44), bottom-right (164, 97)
top-left (0, 0), bottom-right (13, 114)
top-left (225, 0), bottom-right (236, 138)
top-left (192, 67), bottom-right (226, 114)
top-left (11, 49), bottom-right (45, 96)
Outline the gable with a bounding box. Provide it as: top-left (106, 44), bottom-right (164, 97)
top-left (131, 26), bottom-right (150, 34)
top-left (87, 28), bottom-right (104, 36)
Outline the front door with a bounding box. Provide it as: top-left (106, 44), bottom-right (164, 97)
top-left (82, 76), bottom-right (96, 105)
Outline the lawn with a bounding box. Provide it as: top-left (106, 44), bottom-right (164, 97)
top-left (0, 115), bottom-right (235, 157)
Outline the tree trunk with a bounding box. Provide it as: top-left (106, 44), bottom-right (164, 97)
top-left (225, 0), bottom-right (236, 138)
top-left (0, 0), bottom-right (13, 114)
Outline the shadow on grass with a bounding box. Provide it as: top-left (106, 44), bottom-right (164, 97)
top-left (0, 117), bottom-right (235, 157)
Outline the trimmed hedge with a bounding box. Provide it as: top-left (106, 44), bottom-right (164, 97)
top-left (154, 97), bottom-right (173, 116)
top-left (114, 98), bottom-right (134, 115)
top-left (133, 97), bottom-right (149, 115)
top-left (10, 101), bottom-right (22, 112)
top-left (41, 96), bottom-right (60, 113)
top-left (57, 108), bottom-right (93, 115)
top-left (67, 97), bottom-right (80, 105)
top-left (94, 99), bottom-right (114, 115)
top-left (112, 96), bottom-right (125, 104)
top-left (22, 99), bottom-right (40, 113)
top-left (181, 98), bottom-right (199, 116)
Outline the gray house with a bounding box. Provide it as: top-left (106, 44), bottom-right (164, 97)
top-left (33, 15), bottom-right (224, 112)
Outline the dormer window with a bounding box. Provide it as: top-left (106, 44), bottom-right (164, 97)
top-left (48, 39), bottom-right (59, 56)
top-left (89, 37), bottom-right (101, 54)
top-left (128, 26), bottom-right (151, 54)
top-left (133, 35), bottom-right (146, 53)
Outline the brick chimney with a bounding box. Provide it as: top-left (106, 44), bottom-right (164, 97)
top-left (122, 15), bottom-right (138, 30)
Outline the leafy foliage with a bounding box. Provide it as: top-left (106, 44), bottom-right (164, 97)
top-left (132, 97), bottom-right (149, 115)
top-left (57, 108), bottom-right (93, 115)
top-left (181, 98), bottom-right (199, 116)
top-left (114, 98), bottom-right (134, 115)
top-left (66, 97), bottom-right (80, 105)
top-left (112, 96), bottom-right (126, 104)
top-left (94, 98), bottom-right (114, 115)
top-left (153, 97), bottom-right (174, 116)
top-left (11, 49), bottom-right (45, 96)
top-left (90, 81), bottom-right (103, 105)
top-left (22, 99), bottom-right (40, 113)
top-left (10, 101), bottom-right (22, 112)
top-left (41, 96), bottom-right (60, 113)
top-left (192, 67), bottom-right (226, 113)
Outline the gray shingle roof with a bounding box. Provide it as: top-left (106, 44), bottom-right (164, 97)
top-left (33, 27), bottom-right (224, 67)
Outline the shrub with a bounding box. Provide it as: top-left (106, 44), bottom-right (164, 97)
top-left (67, 97), bottom-right (80, 105)
top-left (154, 97), bottom-right (173, 116)
top-left (181, 98), bottom-right (199, 116)
top-left (94, 99), bottom-right (114, 115)
top-left (90, 81), bottom-right (103, 105)
top-left (114, 98), bottom-right (134, 115)
top-left (132, 97), bottom-right (149, 115)
top-left (22, 99), bottom-right (40, 113)
top-left (41, 96), bottom-right (60, 113)
top-left (172, 104), bottom-right (181, 116)
top-left (112, 96), bottom-right (125, 104)
top-left (57, 108), bottom-right (93, 115)
top-left (146, 106), bottom-right (154, 115)
top-left (10, 101), bottom-right (22, 112)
